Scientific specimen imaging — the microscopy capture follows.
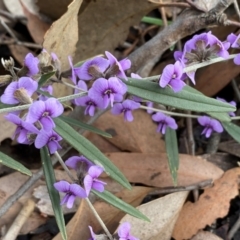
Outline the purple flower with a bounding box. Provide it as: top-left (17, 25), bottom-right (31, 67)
top-left (65, 155), bottom-right (94, 171)
top-left (227, 33), bottom-right (240, 65)
top-left (24, 53), bottom-right (39, 76)
top-left (216, 97), bottom-right (236, 117)
top-left (1, 77), bottom-right (38, 104)
top-left (105, 51), bottom-right (131, 80)
top-left (39, 85), bottom-right (53, 101)
top-left (88, 77), bottom-right (127, 108)
top-left (54, 180), bottom-right (87, 208)
top-left (26, 98), bottom-right (63, 131)
top-left (84, 165), bottom-right (107, 196)
top-left (72, 80), bottom-right (88, 105)
top-left (118, 222), bottom-right (139, 240)
top-left (35, 129), bottom-right (62, 154)
top-left (130, 73), bottom-right (142, 79)
top-left (146, 101), bottom-right (154, 114)
top-left (111, 99), bottom-right (140, 122)
top-left (5, 113), bottom-right (39, 144)
top-left (152, 112), bottom-right (178, 134)
top-left (178, 31), bottom-right (229, 84)
top-left (75, 57), bottom-right (109, 81)
top-left (159, 61), bottom-right (186, 92)
top-left (75, 95), bottom-right (104, 116)
top-left (88, 226), bottom-right (96, 240)
top-left (197, 116), bottom-right (223, 138)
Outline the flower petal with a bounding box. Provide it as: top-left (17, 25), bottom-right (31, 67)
top-left (88, 165), bottom-right (104, 178)
top-left (118, 222), bottom-right (131, 238)
top-left (84, 175), bottom-right (93, 196)
top-left (54, 180), bottom-right (70, 193)
top-left (70, 184), bottom-right (87, 198)
top-left (66, 195), bottom-right (76, 208)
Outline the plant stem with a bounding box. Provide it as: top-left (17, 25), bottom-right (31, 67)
top-left (61, 80), bottom-right (88, 92)
top-left (138, 54), bottom-right (238, 82)
top-left (0, 92), bottom-right (87, 114)
top-left (54, 151), bottom-right (76, 182)
top-left (85, 197), bottom-right (113, 240)
top-left (140, 105), bottom-right (201, 118)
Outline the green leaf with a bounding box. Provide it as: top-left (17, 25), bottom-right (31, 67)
top-left (141, 16), bottom-right (172, 26)
top-left (0, 151), bottom-right (32, 176)
top-left (38, 71), bottom-right (56, 88)
top-left (0, 103), bottom-right (14, 109)
top-left (222, 122), bottom-right (240, 143)
top-left (125, 79), bottom-right (234, 121)
top-left (40, 147), bottom-right (67, 240)
top-left (54, 118), bottom-right (131, 189)
top-left (92, 189), bottom-right (150, 222)
top-left (165, 128), bottom-right (179, 186)
top-left (59, 115), bottom-right (112, 138)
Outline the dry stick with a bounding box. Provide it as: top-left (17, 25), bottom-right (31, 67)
top-left (128, 0), bottom-right (235, 73)
top-left (0, 108), bottom-right (107, 218)
top-left (149, 179), bottom-right (212, 195)
top-left (159, 0), bottom-right (168, 27)
top-left (0, 38), bottom-right (42, 49)
top-left (2, 199), bottom-right (35, 240)
top-left (228, 213), bottom-right (240, 239)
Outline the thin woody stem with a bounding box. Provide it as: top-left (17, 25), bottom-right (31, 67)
top-left (140, 105), bottom-right (201, 118)
top-left (85, 198), bottom-right (113, 240)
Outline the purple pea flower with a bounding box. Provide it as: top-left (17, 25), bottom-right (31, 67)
top-left (177, 31), bottom-right (229, 84)
top-left (75, 95), bottom-right (104, 116)
top-left (105, 51), bottom-right (131, 80)
top-left (5, 113), bottom-right (39, 144)
top-left (75, 56), bottom-right (109, 81)
top-left (216, 97), bottom-right (236, 117)
top-left (26, 98), bottom-right (63, 131)
top-left (39, 85), bottom-right (53, 101)
top-left (65, 155), bottom-right (94, 170)
top-left (227, 33), bottom-right (240, 65)
top-left (35, 129), bottom-right (62, 154)
top-left (146, 101), bottom-right (154, 114)
top-left (24, 53), bottom-right (39, 76)
top-left (111, 99), bottom-right (140, 122)
top-left (54, 180), bottom-right (87, 208)
top-left (197, 116), bottom-right (223, 138)
top-left (159, 61), bottom-right (186, 92)
top-left (152, 112), bottom-right (178, 134)
top-left (88, 77), bottom-right (127, 108)
top-left (72, 79), bottom-right (88, 105)
top-left (1, 77), bottom-right (38, 104)
top-left (118, 222), bottom-right (139, 240)
top-left (84, 165), bottom-right (107, 196)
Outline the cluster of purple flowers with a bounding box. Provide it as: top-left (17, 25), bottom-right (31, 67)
top-left (1, 52), bottom-right (64, 154)
top-left (54, 155), bottom-right (106, 208)
top-left (89, 222), bottom-right (139, 240)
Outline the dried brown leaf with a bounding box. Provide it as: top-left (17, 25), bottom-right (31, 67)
top-left (190, 230), bottom-right (223, 240)
top-left (21, 1), bottom-right (50, 44)
top-left (0, 113), bottom-right (16, 142)
top-left (103, 153), bottom-right (223, 187)
top-left (218, 140), bottom-right (240, 158)
top-left (43, 0), bottom-right (83, 71)
top-left (94, 110), bottom-right (165, 153)
top-left (172, 168), bottom-right (240, 240)
top-left (53, 186), bottom-right (152, 240)
top-left (74, 0), bottom-right (158, 62)
top-left (119, 191), bottom-right (189, 240)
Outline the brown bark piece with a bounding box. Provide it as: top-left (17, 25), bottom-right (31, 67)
top-left (103, 153), bottom-right (223, 187)
top-left (172, 168), bottom-right (240, 240)
top-left (94, 110), bottom-right (165, 153)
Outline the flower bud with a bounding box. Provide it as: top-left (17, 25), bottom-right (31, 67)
top-left (13, 88), bottom-right (33, 104)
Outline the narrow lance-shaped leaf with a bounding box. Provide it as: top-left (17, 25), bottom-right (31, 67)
top-left (38, 71), bottom-right (56, 88)
top-left (40, 147), bottom-right (67, 240)
top-left (59, 115), bottom-right (112, 138)
top-left (92, 189), bottom-right (150, 222)
top-left (125, 79), bottom-right (234, 122)
top-left (165, 128), bottom-right (179, 186)
top-left (222, 122), bottom-right (240, 143)
top-left (0, 151), bottom-right (32, 176)
top-left (54, 118), bottom-right (131, 189)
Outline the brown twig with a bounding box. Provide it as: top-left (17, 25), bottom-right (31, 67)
top-left (149, 179), bottom-right (212, 195)
top-left (148, 0), bottom-right (191, 9)
top-left (0, 38), bottom-right (42, 49)
top-left (128, 0), bottom-right (234, 73)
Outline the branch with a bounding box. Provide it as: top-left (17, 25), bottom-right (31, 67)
top-left (128, 0), bottom-right (234, 73)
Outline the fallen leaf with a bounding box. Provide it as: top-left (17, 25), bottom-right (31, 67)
top-left (74, 0), bottom-right (158, 62)
top-left (103, 153), bottom-right (223, 187)
top-left (218, 140), bottom-right (240, 158)
top-left (190, 230), bottom-right (223, 240)
top-left (43, 0), bottom-right (83, 71)
top-left (8, 45), bottom-right (32, 66)
top-left (119, 191), bottom-right (189, 240)
top-left (0, 113), bottom-right (16, 142)
top-left (53, 186), bottom-right (152, 240)
top-left (172, 168), bottom-right (240, 240)
top-left (94, 110), bottom-right (165, 153)
top-left (36, 0), bottom-right (73, 20)
top-left (21, 1), bottom-right (50, 44)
